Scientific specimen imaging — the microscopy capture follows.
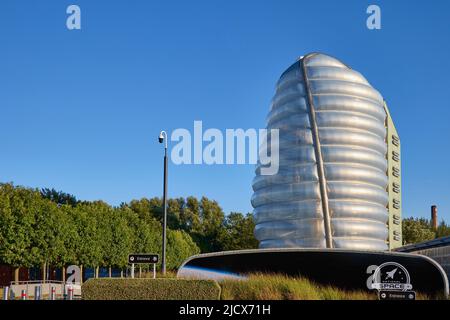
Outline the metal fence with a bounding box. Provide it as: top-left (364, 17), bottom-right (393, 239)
top-left (397, 236), bottom-right (450, 280)
top-left (4, 280), bottom-right (81, 300)
top-left (412, 246), bottom-right (450, 278)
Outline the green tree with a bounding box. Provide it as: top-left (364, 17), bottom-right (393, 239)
top-left (40, 188), bottom-right (78, 207)
top-left (179, 196), bottom-right (200, 233)
top-left (166, 229), bottom-right (200, 269)
top-left (1, 183), bottom-right (268, 276)
top-left (166, 197), bottom-right (185, 229)
top-left (402, 217), bottom-right (436, 245)
top-left (121, 202), bottom-right (199, 271)
top-left (126, 197), bottom-right (183, 230)
top-left (219, 212), bottom-right (259, 251)
top-left (108, 207), bottom-right (135, 270)
top-left (0, 183), bottom-right (37, 280)
top-left (30, 196), bottom-right (70, 280)
top-left (70, 203), bottom-right (104, 271)
top-left (126, 198), bottom-right (157, 224)
top-left (186, 197), bottom-right (225, 252)
top-left (435, 220), bottom-right (450, 238)
top-left (58, 205), bottom-right (81, 280)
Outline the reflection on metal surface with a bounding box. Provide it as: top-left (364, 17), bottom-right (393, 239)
top-left (177, 249), bottom-right (449, 296)
top-left (253, 53), bottom-right (389, 250)
top-left (177, 266), bottom-right (246, 281)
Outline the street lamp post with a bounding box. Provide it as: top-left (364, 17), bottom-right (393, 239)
top-left (158, 131), bottom-right (168, 275)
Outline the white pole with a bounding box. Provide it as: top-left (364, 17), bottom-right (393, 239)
top-left (131, 263), bottom-right (135, 279)
top-left (68, 286), bottom-right (73, 300)
top-left (3, 286), bottom-right (9, 300)
top-left (34, 286), bottom-right (41, 300)
top-left (153, 264), bottom-right (156, 279)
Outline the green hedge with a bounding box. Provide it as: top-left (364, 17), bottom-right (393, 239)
top-left (81, 276), bottom-right (442, 300)
top-left (82, 278), bottom-right (221, 300)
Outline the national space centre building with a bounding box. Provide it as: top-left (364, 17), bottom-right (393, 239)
top-left (252, 53), bottom-right (402, 251)
top-left (178, 53), bottom-right (449, 296)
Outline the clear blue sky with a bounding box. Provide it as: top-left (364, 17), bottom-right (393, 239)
top-left (1, 0), bottom-right (449, 222)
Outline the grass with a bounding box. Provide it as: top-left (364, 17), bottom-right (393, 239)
top-left (220, 273), bottom-right (377, 300)
top-left (219, 273), bottom-right (443, 300)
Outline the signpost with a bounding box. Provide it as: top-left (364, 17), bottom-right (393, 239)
top-left (128, 254), bottom-right (159, 279)
top-left (379, 291), bottom-right (416, 300)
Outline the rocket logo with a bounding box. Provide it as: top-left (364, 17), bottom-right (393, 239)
top-left (385, 268), bottom-right (398, 280)
top-left (370, 262), bottom-right (413, 291)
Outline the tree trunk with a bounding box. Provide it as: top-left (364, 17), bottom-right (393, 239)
top-left (108, 266), bottom-right (112, 278)
top-left (62, 266), bottom-right (66, 283)
top-left (139, 266), bottom-right (142, 278)
top-left (80, 265), bottom-right (83, 284)
top-left (95, 266), bottom-right (99, 278)
top-left (42, 262), bottom-right (47, 283)
top-left (120, 270), bottom-right (123, 278)
top-left (14, 267), bottom-right (20, 283)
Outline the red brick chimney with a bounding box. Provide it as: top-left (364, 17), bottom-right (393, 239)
top-left (431, 205), bottom-right (438, 230)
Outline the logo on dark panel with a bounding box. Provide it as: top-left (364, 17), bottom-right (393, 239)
top-left (370, 262), bottom-right (413, 291)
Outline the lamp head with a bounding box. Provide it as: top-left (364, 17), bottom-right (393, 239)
top-left (159, 132), bottom-right (164, 143)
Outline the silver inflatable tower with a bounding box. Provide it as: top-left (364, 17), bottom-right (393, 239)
top-left (252, 53), bottom-right (389, 251)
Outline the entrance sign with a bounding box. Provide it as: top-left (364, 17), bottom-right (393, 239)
top-left (379, 291), bottom-right (416, 300)
top-left (128, 254), bottom-right (159, 279)
top-left (128, 254), bottom-right (159, 264)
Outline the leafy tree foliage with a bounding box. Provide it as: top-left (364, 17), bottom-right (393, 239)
top-left (0, 183), bottom-right (37, 268)
top-left (0, 183), bottom-right (200, 272)
top-left (40, 188), bottom-right (79, 207)
top-left (124, 196), bottom-right (257, 253)
top-left (31, 198), bottom-right (68, 269)
top-left (435, 220), bottom-right (450, 238)
top-left (167, 229), bottom-right (200, 269)
top-left (0, 182), bottom-right (261, 275)
top-left (219, 212), bottom-right (259, 251)
top-left (402, 217), bottom-right (438, 245)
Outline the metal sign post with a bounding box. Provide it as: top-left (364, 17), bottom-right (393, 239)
top-left (128, 254), bottom-right (159, 279)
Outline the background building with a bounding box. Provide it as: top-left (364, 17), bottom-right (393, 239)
top-left (252, 53), bottom-right (402, 251)
top-left (397, 236), bottom-right (450, 279)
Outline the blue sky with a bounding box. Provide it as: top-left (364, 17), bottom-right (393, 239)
top-left (0, 0), bottom-right (449, 222)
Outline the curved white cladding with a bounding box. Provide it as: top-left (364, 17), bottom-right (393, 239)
top-left (252, 53), bottom-right (389, 251)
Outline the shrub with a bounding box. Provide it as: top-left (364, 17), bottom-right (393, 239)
top-left (82, 278), bottom-right (221, 300)
top-left (82, 274), bottom-right (443, 300)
